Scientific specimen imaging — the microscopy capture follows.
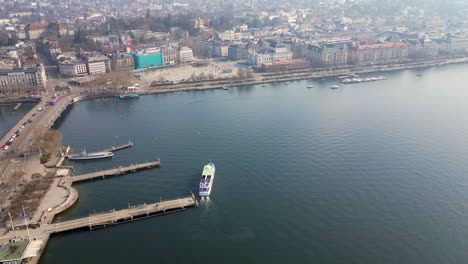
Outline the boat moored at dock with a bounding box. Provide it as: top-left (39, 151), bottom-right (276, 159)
top-left (68, 150), bottom-right (114, 160)
top-left (199, 162), bottom-right (215, 197)
top-left (342, 76), bottom-right (386, 84)
top-left (119, 94), bottom-right (139, 99)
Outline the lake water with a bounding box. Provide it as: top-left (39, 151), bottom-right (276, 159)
top-left (0, 102), bottom-right (35, 139)
top-left (41, 63), bottom-right (468, 264)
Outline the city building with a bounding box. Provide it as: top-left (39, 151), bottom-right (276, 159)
top-left (132, 48), bottom-right (164, 70)
top-left (307, 42), bottom-right (350, 67)
top-left (0, 66), bottom-right (46, 91)
top-left (260, 59), bottom-right (310, 71)
top-left (25, 23), bottom-right (48, 40)
top-left (406, 39), bottom-right (438, 59)
top-left (161, 46), bottom-right (177, 65)
top-left (47, 43), bottom-right (62, 61)
top-left (0, 241), bottom-right (29, 264)
top-left (248, 41), bottom-right (292, 66)
top-left (85, 55), bottom-right (111, 75)
top-left (212, 43), bottom-right (230, 58)
top-left (228, 43), bottom-right (264, 61)
top-left (109, 53), bottom-right (135, 71)
top-left (436, 37), bottom-right (468, 55)
top-left (193, 39), bottom-right (210, 58)
top-left (178, 47), bottom-right (193, 64)
top-left (58, 60), bottom-right (88, 77)
top-left (349, 42), bottom-right (409, 65)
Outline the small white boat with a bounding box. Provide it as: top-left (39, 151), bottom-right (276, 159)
top-left (307, 85), bottom-right (314, 88)
top-left (330, 85), bottom-right (340, 89)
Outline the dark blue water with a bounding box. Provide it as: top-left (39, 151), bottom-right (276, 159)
top-left (41, 64), bottom-right (468, 264)
top-left (0, 103), bottom-right (35, 138)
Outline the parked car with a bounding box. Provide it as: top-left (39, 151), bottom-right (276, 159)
top-left (37, 107), bottom-right (43, 111)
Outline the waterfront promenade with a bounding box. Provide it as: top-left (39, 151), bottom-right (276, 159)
top-left (138, 57), bottom-right (468, 95)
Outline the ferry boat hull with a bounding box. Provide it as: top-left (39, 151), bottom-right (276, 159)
top-left (68, 151), bottom-right (114, 160)
top-left (199, 163), bottom-right (215, 197)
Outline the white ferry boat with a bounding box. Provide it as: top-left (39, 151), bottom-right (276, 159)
top-left (68, 150), bottom-right (114, 160)
top-left (199, 162), bottom-right (215, 197)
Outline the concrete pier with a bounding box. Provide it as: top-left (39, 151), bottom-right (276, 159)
top-left (45, 196), bottom-right (196, 233)
top-left (71, 159), bottom-right (161, 183)
top-left (101, 141), bottom-right (133, 152)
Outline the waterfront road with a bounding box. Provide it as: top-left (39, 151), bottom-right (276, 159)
top-left (0, 95), bottom-right (71, 183)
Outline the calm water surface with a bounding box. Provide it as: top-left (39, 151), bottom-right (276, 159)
top-left (41, 64), bottom-right (468, 264)
top-left (0, 102), bottom-right (35, 138)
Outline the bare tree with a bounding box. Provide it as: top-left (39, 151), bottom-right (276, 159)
top-left (86, 70), bottom-right (134, 93)
top-left (245, 68), bottom-right (254, 78)
top-left (237, 68), bottom-right (246, 79)
top-left (31, 128), bottom-right (63, 154)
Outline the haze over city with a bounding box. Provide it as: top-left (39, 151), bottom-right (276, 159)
top-left (1, 0), bottom-right (468, 264)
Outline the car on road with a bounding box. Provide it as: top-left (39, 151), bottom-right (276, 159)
top-left (6, 141), bottom-right (12, 145)
top-left (32, 113), bottom-right (36, 116)
top-left (37, 107), bottom-right (43, 111)
top-left (1, 145), bottom-right (8, 150)
top-left (20, 125), bottom-right (25, 129)
top-left (27, 119), bottom-right (32, 123)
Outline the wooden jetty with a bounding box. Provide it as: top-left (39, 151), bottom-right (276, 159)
top-left (101, 141), bottom-right (133, 152)
top-left (71, 159), bottom-right (160, 183)
top-left (45, 196), bottom-right (197, 233)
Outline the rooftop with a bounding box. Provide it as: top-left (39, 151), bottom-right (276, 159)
top-left (86, 55), bottom-right (109, 62)
top-left (0, 241), bottom-right (29, 261)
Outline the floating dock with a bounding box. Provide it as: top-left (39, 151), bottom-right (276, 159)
top-left (71, 159), bottom-right (161, 183)
top-left (45, 196), bottom-right (196, 233)
top-left (101, 141), bottom-right (133, 152)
